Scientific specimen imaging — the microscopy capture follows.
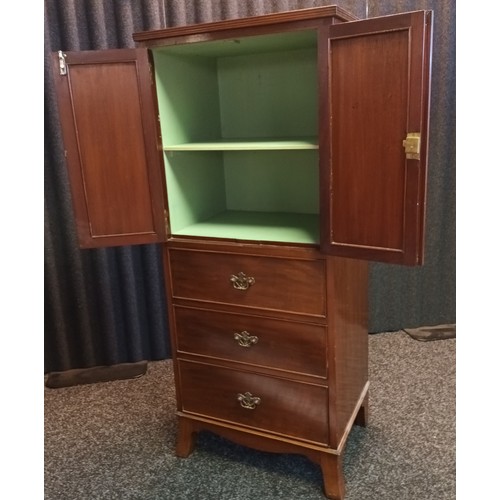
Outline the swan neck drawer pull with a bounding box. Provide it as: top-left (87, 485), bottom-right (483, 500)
top-left (230, 272), bottom-right (255, 290)
top-left (234, 331), bottom-right (259, 347)
top-left (237, 392), bottom-right (261, 410)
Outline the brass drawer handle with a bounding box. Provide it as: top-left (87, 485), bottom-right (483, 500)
top-left (234, 330), bottom-right (259, 348)
top-left (230, 272), bottom-right (255, 290)
top-left (237, 392), bottom-right (261, 410)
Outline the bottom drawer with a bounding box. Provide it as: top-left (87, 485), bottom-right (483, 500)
top-left (178, 360), bottom-right (329, 445)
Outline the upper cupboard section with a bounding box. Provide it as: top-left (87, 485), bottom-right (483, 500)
top-left (152, 30), bottom-right (318, 150)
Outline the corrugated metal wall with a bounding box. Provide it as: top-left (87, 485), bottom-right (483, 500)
top-left (44, 0), bottom-right (455, 373)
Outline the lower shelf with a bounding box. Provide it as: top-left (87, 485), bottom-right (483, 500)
top-left (172, 210), bottom-right (319, 244)
top-left (163, 137), bottom-right (318, 151)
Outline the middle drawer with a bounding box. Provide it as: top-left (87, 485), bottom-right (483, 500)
top-left (174, 306), bottom-right (327, 378)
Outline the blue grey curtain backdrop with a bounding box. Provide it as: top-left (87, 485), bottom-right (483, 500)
top-left (44, 0), bottom-right (455, 373)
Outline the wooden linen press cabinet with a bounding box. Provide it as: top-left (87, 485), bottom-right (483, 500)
top-left (53, 5), bottom-right (433, 499)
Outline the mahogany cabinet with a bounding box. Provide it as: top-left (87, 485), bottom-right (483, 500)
top-left (52, 6), bottom-right (433, 499)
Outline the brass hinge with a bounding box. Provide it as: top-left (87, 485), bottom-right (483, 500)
top-left (164, 209), bottom-right (170, 234)
top-left (149, 63), bottom-right (154, 85)
top-left (58, 50), bottom-right (67, 75)
top-left (402, 132), bottom-right (421, 160)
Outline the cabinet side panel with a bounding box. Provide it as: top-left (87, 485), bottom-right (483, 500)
top-left (163, 246), bottom-right (183, 410)
top-left (328, 257), bottom-right (368, 446)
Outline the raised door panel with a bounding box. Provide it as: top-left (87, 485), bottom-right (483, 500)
top-left (52, 49), bottom-right (166, 248)
top-left (320, 11), bottom-right (432, 265)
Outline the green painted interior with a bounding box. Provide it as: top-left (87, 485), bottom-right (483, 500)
top-left (218, 48), bottom-right (317, 139)
top-left (155, 30), bottom-right (320, 244)
top-left (164, 151), bottom-right (226, 233)
top-left (153, 32), bottom-right (317, 145)
top-left (154, 52), bottom-right (222, 145)
top-left (224, 151), bottom-right (318, 214)
top-left (173, 211), bottom-right (319, 244)
top-left (165, 150), bottom-right (319, 242)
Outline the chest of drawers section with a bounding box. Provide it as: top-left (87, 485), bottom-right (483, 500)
top-left (165, 245), bottom-right (329, 442)
top-left (163, 242), bottom-right (369, 499)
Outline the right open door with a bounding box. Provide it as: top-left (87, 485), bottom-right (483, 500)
top-left (320, 11), bottom-right (433, 265)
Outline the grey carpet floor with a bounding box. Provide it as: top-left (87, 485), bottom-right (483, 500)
top-left (44, 331), bottom-right (455, 500)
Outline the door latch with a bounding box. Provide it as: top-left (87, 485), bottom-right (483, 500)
top-left (58, 50), bottom-right (67, 75)
top-left (403, 132), bottom-right (421, 160)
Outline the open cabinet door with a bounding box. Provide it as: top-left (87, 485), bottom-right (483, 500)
top-left (52, 49), bottom-right (167, 248)
top-left (320, 11), bottom-right (432, 265)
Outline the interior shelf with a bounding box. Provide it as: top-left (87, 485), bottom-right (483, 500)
top-left (171, 210), bottom-right (319, 244)
top-left (164, 137), bottom-right (318, 151)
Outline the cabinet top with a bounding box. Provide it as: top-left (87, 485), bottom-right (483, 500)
top-left (132, 5), bottom-right (358, 44)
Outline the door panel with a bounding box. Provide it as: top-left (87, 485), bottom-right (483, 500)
top-left (320, 11), bottom-right (432, 265)
top-left (52, 49), bottom-right (166, 248)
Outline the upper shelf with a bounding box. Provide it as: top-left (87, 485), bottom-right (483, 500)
top-left (163, 137), bottom-right (318, 151)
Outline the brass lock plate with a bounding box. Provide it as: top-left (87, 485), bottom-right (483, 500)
top-left (403, 132), bottom-right (421, 160)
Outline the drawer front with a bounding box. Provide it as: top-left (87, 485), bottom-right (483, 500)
top-left (169, 250), bottom-right (326, 317)
top-left (175, 306), bottom-right (327, 377)
top-left (178, 360), bottom-right (329, 445)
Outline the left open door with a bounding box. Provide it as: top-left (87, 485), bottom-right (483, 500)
top-left (52, 48), bottom-right (167, 248)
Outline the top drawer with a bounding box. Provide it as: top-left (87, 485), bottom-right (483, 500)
top-left (168, 249), bottom-right (326, 317)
